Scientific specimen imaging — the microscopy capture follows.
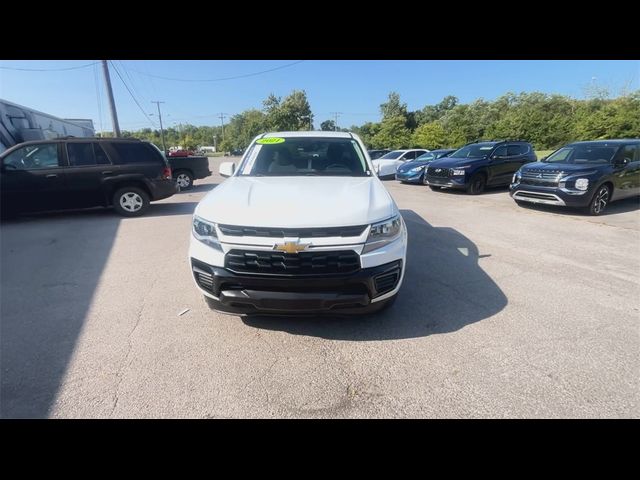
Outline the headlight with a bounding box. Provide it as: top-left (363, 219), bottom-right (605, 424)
top-left (512, 171), bottom-right (521, 183)
top-left (363, 214), bottom-right (403, 254)
top-left (575, 178), bottom-right (589, 191)
top-left (409, 166), bottom-right (425, 173)
top-left (451, 169), bottom-right (466, 176)
top-left (193, 215), bottom-right (221, 250)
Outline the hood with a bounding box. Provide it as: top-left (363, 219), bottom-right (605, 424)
top-left (397, 160), bottom-right (432, 172)
top-left (195, 176), bottom-right (395, 227)
top-left (521, 162), bottom-right (607, 174)
top-left (428, 156), bottom-right (487, 169)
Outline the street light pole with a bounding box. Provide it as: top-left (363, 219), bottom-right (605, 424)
top-left (151, 101), bottom-right (167, 154)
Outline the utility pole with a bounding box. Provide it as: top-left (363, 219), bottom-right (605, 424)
top-left (101, 60), bottom-right (121, 137)
top-left (151, 101), bottom-right (167, 154)
top-left (330, 112), bottom-right (342, 131)
top-left (218, 113), bottom-right (227, 141)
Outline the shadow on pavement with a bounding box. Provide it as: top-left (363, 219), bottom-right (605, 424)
top-left (242, 209), bottom-right (507, 340)
top-left (1, 213), bottom-right (120, 418)
top-left (1, 200), bottom-right (200, 223)
top-left (0, 198), bottom-right (197, 418)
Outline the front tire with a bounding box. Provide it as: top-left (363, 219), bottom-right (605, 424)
top-left (112, 186), bottom-right (150, 217)
top-left (587, 184), bottom-right (610, 216)
top-left (467, 173), bottom-right (486, 195)
top-left (175, 170), bottom-right (193, 190)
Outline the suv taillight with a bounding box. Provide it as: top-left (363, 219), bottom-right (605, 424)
top-left (162, 166), bottom-right (172, 180)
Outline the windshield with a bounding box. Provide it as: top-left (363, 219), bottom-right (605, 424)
top-left (544, 145), bottom-right (618, 164)
top-left (378, 151), bottom-right (404, 160)
top-left (450, 144), bottom-right (496, 158)
top-left (414, 153), bottom-right (435, 162)
top-left (237, 137), bottom-right (370, 177)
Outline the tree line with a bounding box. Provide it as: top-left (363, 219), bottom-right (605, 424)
top-left (113, 88), bottom-right (639, 152)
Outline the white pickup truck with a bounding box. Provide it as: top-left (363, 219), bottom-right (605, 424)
top-left (188, 131), bottom-right (407, 315)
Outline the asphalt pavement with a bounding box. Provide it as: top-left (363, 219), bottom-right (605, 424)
top-left (1, 157), bottom-right (638, 418)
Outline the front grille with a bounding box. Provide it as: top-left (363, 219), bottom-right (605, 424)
top-left (427, 167), bottom-right (450, 178)
top-left (521, 169), bottom-right (562, 186)
top-left (218, 224), bottom-right (367, 238)
top-left (374, 271), bottom-right (399, 295)
top-left (225, 249), bottom-right (361, 276)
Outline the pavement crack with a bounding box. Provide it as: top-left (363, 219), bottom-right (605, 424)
top-left (109, 276), bottom-right (159, 417)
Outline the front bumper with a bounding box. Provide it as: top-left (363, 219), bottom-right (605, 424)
top-left (424, 175), bottom-right (466, 189)
top-left (509, 183), bottom-right (591, 207)
top-left (396, 170), bottom-right (424, 183)
top-left (191, 258), bottom-right (403, 315)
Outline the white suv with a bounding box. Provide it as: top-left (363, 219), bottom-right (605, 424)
top-left (372, 149), bottom-right (429, 179)
top-left (189, 131), bottom-right (407, 315)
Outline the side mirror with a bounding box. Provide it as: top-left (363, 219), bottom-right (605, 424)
top-left (539, 156), bottom-right (547, 162)
top-left (219, 162), bottom-right (236, 178)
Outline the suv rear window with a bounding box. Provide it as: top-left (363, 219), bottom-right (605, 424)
top-left (109, 142), bottom-right (163, 164)
top-left (507, 144), bottom-right (528, 156)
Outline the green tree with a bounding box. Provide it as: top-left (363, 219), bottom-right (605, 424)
top-left (264, 90), bottom-right (313, 131)
top-left (412, 122), bottom-right (447, 149)
top-left (371, 116), bottom-right (411, 149)
top-left (380, 92), bottom-right (408, 121)
top-left (320, 119), bottom-right (336, 131)
top-left (350, 122), bottom-right (380, 148)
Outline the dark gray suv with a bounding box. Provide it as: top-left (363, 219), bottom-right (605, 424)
top-left (0, 137), bottom-right (178, 217)
top-left (425, 140), bottom-right (538, 194)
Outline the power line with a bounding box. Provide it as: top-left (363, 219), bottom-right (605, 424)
top-left (108, 61), bottom-right (157, 128)
top-left (118, 60), bottom-right (150, 108)
top-left (127, 60), bottom-right (305, 82)
top-left (0, 61), bottom-right (99, 71)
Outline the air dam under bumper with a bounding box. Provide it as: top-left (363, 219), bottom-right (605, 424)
top-left (191, 258), bottom-right (402, 315)
top-left (509, 184), bottom-right (591, 207)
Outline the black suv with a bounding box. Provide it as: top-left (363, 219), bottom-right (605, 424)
top-left (0, 137), bottom-right (178, 217)
top-left (510, 139), bottom-right (640, 215)
top-left (425, 140), bottom-right (537, 194)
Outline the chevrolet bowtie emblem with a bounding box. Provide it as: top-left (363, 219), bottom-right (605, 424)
top-left (273, 240), bottom-right (310, 254)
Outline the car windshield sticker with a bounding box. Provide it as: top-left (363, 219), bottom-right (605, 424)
top-left (242, 145), bottom-right (262, 175)
top-left (256, 137), bottom-right (285, 145)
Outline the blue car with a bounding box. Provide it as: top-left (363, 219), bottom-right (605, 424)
top-left (395, 149), bottom-right (456, 184)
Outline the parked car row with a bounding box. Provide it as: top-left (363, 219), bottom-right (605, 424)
top-left (377, 139), bottom-right (640, 216)
top-left (0, 137), bottom-right (212, 217)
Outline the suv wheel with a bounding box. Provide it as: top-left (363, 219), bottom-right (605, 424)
top-left (175, 170), bottom-right (193, 190)
top-left (113, 187), bottom-right (150, 217)
top-left (467, 174), bottom-right (486, 195)
top-left (587, 184), bottom-right (610, 216)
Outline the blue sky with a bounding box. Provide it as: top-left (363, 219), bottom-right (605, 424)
top-left (1, 60), bottom-right (638, 133)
